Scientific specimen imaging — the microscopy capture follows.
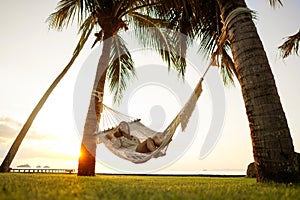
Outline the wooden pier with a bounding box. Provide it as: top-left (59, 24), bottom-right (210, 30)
top-left (10, 168), bottom-right (75, 174)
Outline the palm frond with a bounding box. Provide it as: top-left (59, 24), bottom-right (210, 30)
top-left (73, 14), bottom-right (95, 55)
top-left (120, 2), bottom-right (159, 18)
top-left (114, 0), bottom-right (127, 17)
top-left (269, 0), bottom-right (283, 8)
top-left (128, 12), bottom-right (187, 76)
top-left (192, 0), bottom-right (234, 85)
top-left (107, 35), bottom-right (136, 104)
top-left (279, 29), bottom-right (300, 58)
top-left (47, 0), bottom-right (89, 30)
top-left (217, 47), bottom-right (236, 85)
top-left (146, 0), bottom-right (201, 76)
top-left (192, 0), bottom-right (251, 85)
top-left (169, 31), bottom-right (188, 76)
top-left (192, 0), bottom-right (221, 58)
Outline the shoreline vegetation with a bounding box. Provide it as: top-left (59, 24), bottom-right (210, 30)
top-left (1, 173), bottom-right (299, 200)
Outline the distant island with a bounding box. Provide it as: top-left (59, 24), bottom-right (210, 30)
top-left (17, 164), bottom-right (30, 168)
top-left (16, 164), bottom-right (50, 168)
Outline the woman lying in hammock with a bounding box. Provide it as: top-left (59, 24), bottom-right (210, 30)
top-left (105, 121), bottom-right (163, 153)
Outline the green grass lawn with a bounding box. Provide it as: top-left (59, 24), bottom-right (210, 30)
top-left (0, 173), bottom-right (299, 200)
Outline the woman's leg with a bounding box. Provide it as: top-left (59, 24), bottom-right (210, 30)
top-left (119, 121), bottom-right (131, 139)
top-left (135, 140), bottom-right (148, 153)
top-left (153, 135), bottom-right (163, 146)
top-left (146, 138), bottom-right (157, 152)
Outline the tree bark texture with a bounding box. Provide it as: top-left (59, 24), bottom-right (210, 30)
top-left (77, 35), bottom-right (112, 176)
top-left (217, 0), bottom-right (299, 182)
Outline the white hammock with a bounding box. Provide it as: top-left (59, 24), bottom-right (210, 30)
top-left (95, 74), bottom-right (205, 164)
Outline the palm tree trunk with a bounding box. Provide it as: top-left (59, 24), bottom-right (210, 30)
top-left (0, 40), bottom-right (87, 173)
top-left (77, 34), bottom-right (113, 176)
top-left (216, 0), bottom-right (299, 182)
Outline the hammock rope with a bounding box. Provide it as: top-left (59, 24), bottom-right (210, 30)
top-left (99, 104), bottom-right (140, 131)
top-left (95, 59), bottom-right (214, 163)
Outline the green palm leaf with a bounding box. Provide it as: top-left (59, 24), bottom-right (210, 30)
top-left (46, 0), bottom-right (89, 30)
top-left (74, 14), bottom-right (96, 55)
top-left (218, 46), bottom-right (236, 85)
top-left (269, 0), bottom-right (283, 8)
top-left (128, 12), bottom-right (187, 76)
top-left (279, 29), bottom-right (300, 58)
top-left (107, 35), bottom-right (136, 104)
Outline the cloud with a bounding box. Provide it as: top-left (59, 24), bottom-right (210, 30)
top-left (0, 117), bottom-right (22, 127)
top-left (0, 116), bottom-right (59, 160)
top-left (0, 137), bottom-right (6, 144)
top-left (0, 117), bottom-right (57, 143)
top-left (0, 124), bottom-right (18, 139)
top-left (0, 116), bottom-right (80, 169)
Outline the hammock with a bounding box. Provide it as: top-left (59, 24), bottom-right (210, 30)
top-left (95, 61), bottom-right (212, 164)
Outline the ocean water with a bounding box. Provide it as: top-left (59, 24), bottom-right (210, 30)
top-left (155, 170), bottom-right (246, 176)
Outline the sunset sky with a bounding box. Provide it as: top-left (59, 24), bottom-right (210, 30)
top-left (0, 0), bottom-right (299, 174)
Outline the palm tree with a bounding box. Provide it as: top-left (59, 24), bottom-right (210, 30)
top-left (182, 0), bottom-right (299, 182)
top-left (153, 0), bottom-right (299, 182)
top-left (0, 5), bottom-right (95, 173)
top-left (48, 0), bottom-right (186, 176)
top-left (0, 0), bottom-right (180, 174)
top-left (53, 0), bottom-right (299, 181)
top-left (279, 29), bottom-right (300, 58)
top-left (214, 0), bottom-right (299, 183)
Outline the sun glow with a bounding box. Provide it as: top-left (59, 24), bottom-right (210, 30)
top-left (52, 140), bottom-right (80, 160)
